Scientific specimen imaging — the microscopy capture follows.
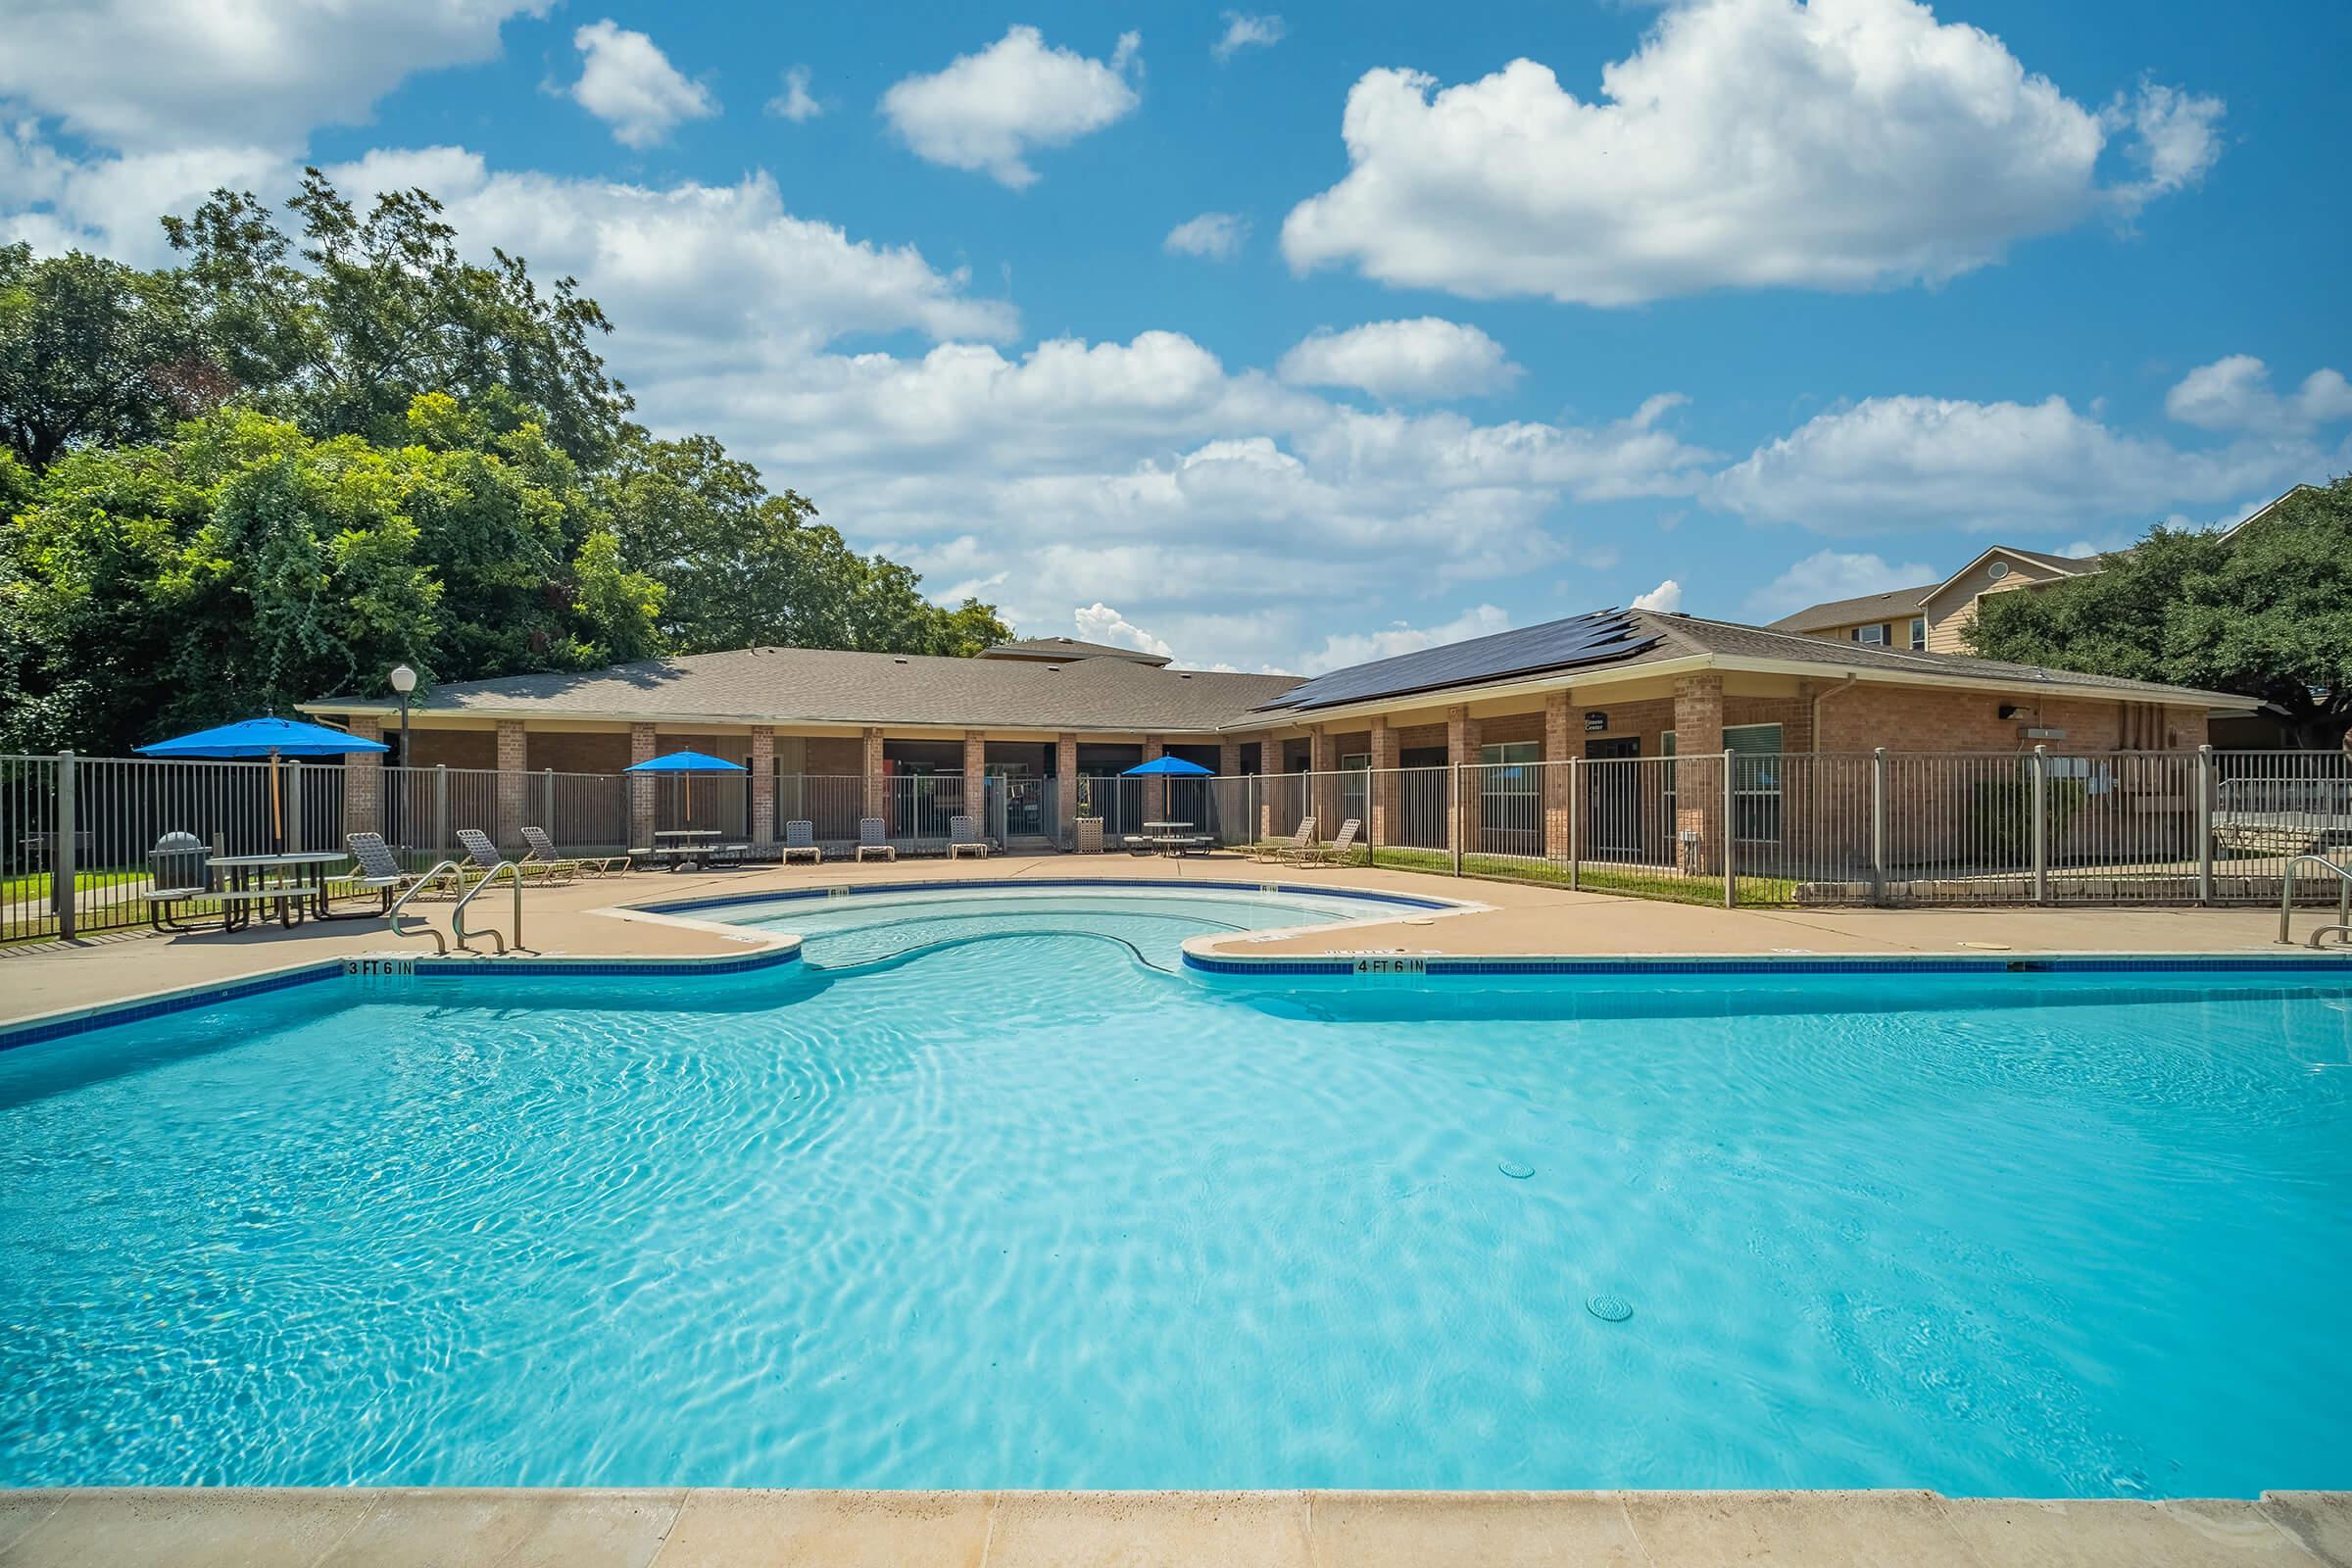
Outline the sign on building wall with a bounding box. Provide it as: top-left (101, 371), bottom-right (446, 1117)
top-left (1584, 711), bottom-right (1608, 733)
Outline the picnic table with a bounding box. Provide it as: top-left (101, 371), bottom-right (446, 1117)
top-left (207, 851), bottom-right (352, 930)
top-left (646, 828), bottom-right (746, 871)
top-left (1141, 820), bottom-right (1209, 857)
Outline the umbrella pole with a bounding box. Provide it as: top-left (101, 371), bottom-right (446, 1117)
top-left (270, 750), bottom-right (284, 854)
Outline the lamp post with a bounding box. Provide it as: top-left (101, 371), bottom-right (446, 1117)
top-left (389, 663), bottom-right (416, 847)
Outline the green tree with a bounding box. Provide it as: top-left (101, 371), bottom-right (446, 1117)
top-left (0, 244), bottom-right (215, 470)
top-left (163, 171), bottom-right (637, 466)
top-left (1970, 477), bottom-right (2352, 747)
top-left (604, 433), bottom-right (1008, 656)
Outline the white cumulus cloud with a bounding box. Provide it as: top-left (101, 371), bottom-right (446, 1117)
top-left (0, 0), bottom-right (541, 153)
top-left (1300, 606), bottom-right (1510, 675)
top-left (1165, 212), bottom-right (1249, 260)
top-left (1745, 550), bottom-right (1938, 619)
top-left (1276, 318), bottom-right (1519, 402)
top-left (1281, 0), bottom-right (2221, 305)
top-left (1073, 604), bottom-right (1176, 660)
top-left (2164, 355), bottom-right (2352, 436)
top-left (880, 25), bottom-right (1141, 189)
top-left (1712, 392), bottom-right (2338, 536)
top-left (568, 20), bottom-right (718, 148)
top-left (1214, 13), bottom-right (1287, 61)
top-left (766, 65), bottom-right (822, 123)
top-left (1631, 579), bottom-right (1684, 612)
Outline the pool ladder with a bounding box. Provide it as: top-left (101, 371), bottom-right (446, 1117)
top-left (383, 858), bottom-right (526, 955)
top-left (2278, 855), bottom-right (2352, 949)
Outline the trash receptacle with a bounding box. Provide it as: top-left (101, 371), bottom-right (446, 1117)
top-left (149, 831), bottom-right (209, 893)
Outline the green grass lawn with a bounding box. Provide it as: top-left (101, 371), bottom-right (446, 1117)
top-left (1365, 845), bottom-right (1800, 907)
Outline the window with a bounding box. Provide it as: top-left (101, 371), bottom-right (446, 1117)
top-left (1850, 623), bottom-right (1888, 645)
top-left (1725, 722), bottom-right (1784, 842)
top-left (1479, 741), bottom-right (1541, 852)
top-left (1986, 560), bottom-right (2010, 581)
top-left (1908, 617), bottom-right (1928, 650)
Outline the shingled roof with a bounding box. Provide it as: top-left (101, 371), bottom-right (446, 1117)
top-left (311, 646), bottom-right (1300, 733)
top-left (1766, 582), bottom-right (1937, 632)
top-left (978, 636), bottom-right (1171, 666)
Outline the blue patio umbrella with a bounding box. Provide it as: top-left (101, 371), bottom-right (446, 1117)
top-left (1121, 755), bottom-right (1214, 776)
top-left (136, 715), bottom-right (389, 850)
top-left (622, 750), bottom-right (746, 773)
top-left (625, 750), bottom-right (746, 827)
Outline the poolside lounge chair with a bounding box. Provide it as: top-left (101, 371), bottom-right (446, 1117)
top-left (1246, 817), bottom-right (1316, 864)
top-left (948, 815), bottom-right (989, 859)
top-left (523, 825), bottom-right (626, 877)
top-left (856, 818), bottom-right (897, 862)
top-left (457, 827), bottom-right (570, 885)
top-left (781, 819), bottom-right (822, 864)
top-left (1285, 817), bottom-right (1360, 867)
top-left (337, 831), bottom-right (454, 908)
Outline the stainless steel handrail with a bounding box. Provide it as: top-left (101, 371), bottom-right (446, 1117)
top-left (385, 859), bottom-right (459, 955)
top-left (2279, 854), bottom-right (2352, 948)
top-left (452, 859), bottom-right (526, 955)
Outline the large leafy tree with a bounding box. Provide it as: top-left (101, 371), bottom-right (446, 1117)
top-left (1969, 477), bottom-right (2352, 747)
top-left (604, 434), bottom-right (1007, 657)
top-left (162, 171), bottom-right (636, 466)
top-left (0, 245), bottom-right (216, 470)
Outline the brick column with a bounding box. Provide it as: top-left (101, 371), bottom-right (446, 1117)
top-left (1258, 732), bottom-right (1285, 838)
top-left (1673, 673), bottom-right (1725, 873)
top-left (1142, 735), bottom-right (1165, 823)
top-left (1543, 692), bottom-right (1573, 858)
top-left (1368, 716), bottom-right (1399, 848)
top-left (345, 714), bottom-right (384, 835)
top-left (750, 725), bottom-right (776, 845)
top-left (1309, 724), bottom-right (1339, 837)
top-left (1218, 736), bottom-right (1244, 845)
top-left (962, 730), bottom-right (986, 834)
top-left (494, 719), bottom-right (527, 852)
top-left (1446, 706), bottom-right (1482, 857)
top-left (1056, 732), bottom-right (1080, 846)
top-left (861, 727), bottom-right (887, 823)
top-left (629, 722), bottom-right (657, 849)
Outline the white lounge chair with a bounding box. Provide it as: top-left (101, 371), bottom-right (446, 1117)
top-left (458, 826), bottom-right (569, 884)
top-left (1246, 817), bottom-right (1316, 863)
top-left (781, 819), bottom-right (822, 864)
top-left (948, 815), bottom-right (989, 858)
top-left (340, 831), bottom-right (455, 907)
top-left (1285, 817), bottom-right (1360, 867)
top-left (856, 817), bottom-right (896, 861)
top-left (523, 824), bottom-right (625, 876)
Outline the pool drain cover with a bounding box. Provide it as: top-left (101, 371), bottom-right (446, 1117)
top-left (1587, 1295), bottom-right (1634, 1323)
top-left (1498, 1158), bottom-right (1536, 1180)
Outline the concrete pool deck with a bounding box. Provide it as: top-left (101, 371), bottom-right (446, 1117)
top-left (0, 850), bottom-right (2319, 1026)
top-left (2, 1487), bottom-right (2348, 1566)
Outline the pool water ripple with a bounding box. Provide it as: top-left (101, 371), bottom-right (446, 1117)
top-left (2, 888), bottom-right (2348, 1494)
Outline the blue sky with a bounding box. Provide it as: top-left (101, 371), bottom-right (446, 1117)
top-left (3, 0), bottom-right (2346, 672)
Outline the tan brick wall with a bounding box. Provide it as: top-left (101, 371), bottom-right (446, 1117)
top-left (525, 731), bottom-right (631, 774)
top-left (1446, 706), bottom-right (1481, 850)
top-left (629, 723), bottom-right (657, 848)
top-left (751, 726), bottom-right (775, 845)
top-left (494, 721), bottom-right (528, 850)
top-left (406, 729), bottom-right (496, 769)
top-left (1369, 717), bottom-right (1400, 846)
top-left (861, 728), bottom-right (885, 819)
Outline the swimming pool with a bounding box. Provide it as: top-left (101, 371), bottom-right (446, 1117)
top-left (2, 885), bottom-right (2347, 1495)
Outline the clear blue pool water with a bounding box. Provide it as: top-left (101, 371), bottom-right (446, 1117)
top-left (2, 886), bottom-right (2348, 1495)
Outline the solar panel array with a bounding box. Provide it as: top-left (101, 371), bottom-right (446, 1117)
top-left (1260, 608), bottom-right (1662, 712)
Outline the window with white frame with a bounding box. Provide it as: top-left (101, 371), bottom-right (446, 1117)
top-left (1725, 723), bottom-right (1784, 841)
top-left (1850, 623), bottom-right (1888, 645)
top-left (1909, 617), bottom-right (1928, 649)
top-left (1479, 741), bottom-right (1541, 850)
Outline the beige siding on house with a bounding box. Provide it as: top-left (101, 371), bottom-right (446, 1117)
top-left (1921, 554), bottom-right (2077, 654)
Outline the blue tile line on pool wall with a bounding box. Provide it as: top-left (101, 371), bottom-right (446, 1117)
top-left (0, 942), bottom-right (807, 1050)
top-left (1182, 951), bottom-right (2352, 978)
top-left (642, 877), bottom-right (1463, 917)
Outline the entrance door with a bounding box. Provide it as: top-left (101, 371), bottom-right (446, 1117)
top-left (1586, 738), bottom-right (1642, 860)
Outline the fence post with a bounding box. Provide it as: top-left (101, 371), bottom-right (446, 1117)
top-left (433, 764), bottom-right (451, 860)
top-left (1568, 756), bottom-right (1582, 892)
top-left (1870, 747), bottom-right (1887, 906)
top-left (2030, 744), bottom-right (2049, 905)
top-left (1449, 763), bottom-right (1463, 877)
top-left (1721, 748), bottom-right (1737, 908)
top-left (53, 751), bottom-right (76, 943)
top-left (285, 760), bottom-right (305, 854)
top-left (2194, 744), bottom-right (2215, 906)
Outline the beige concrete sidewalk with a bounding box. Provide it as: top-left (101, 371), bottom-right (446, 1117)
top-left (1, 1486), bottom-right (2344, 1567)
top-left (0, 851), bottom-right (2315, 1026)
